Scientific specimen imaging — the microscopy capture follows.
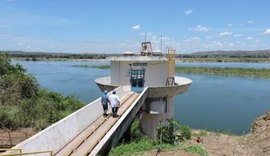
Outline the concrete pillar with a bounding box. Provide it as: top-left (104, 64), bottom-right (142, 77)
top-left (140, 96), bottom-right (174, 138)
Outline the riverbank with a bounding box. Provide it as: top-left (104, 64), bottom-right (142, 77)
top-left (71, 65), bottom-right (270, 78)
top-left (179, 57), bottom-right (270, 62)
top-left (175, 67), bottom-right (270, 78)
top-left (12, 57), bottom-right (107, 62)
top-left (110, 110), bottom-right (270, 156)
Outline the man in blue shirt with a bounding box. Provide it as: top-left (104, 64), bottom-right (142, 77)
top-left (101, 90), bottom-right (110, 117)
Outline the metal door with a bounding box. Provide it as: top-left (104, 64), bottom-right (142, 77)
top-left (130, 69), bottom-right (145, 92)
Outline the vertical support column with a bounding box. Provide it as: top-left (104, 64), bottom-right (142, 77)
top-left (139, 95), bottom-right (174, 138)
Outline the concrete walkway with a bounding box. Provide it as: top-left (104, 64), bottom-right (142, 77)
top-left (56, 92), bottom-right (139, 156)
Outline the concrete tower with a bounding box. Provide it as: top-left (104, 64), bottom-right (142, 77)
top-left (96, 42), bottom-right (192, 137)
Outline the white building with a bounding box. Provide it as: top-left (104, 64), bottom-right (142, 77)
top-left (96, 42), bottom-right (192, 137)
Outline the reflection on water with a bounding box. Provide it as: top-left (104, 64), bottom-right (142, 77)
top-left (13, 61), bottom-right (270, 134)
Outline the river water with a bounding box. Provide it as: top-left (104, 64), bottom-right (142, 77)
top-left (12, 60), bottom-right (270, 134)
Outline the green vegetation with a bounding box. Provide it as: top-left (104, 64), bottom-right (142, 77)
top-left (0, 52), bottom-right (84, 130)
top-left (8, 51), bottom-right (106, 61)
top-left (71, 65), bottom-right (110, 69)
top-left (72, 64), bottom-right (270, 78)
top-left (110, 118), bottom-right (179, 156)
top-left (183, 145), bottom-right (208, 156)
top-left (176, 67), bottom-right (270, 78)
top-left (180, 57), bottom-right (270, 62)
top-left (156, 119), bottom-right (180, 144)
top-left (198, 130), bottom-right (209, 137)
top-left (179, 125), bottom-right (192, 141)
top-left (109, 118), bottom-right (203, 156)
top-left (110, 137), bottom-right (157, 156)
top-left (130, 118), bottom-right (143, 142)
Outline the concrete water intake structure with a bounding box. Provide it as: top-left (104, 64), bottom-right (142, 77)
top-left (1, 42), bottom-right (192, 156)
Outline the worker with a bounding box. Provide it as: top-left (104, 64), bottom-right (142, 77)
top-left (109, 90), bottom-right (120, 118)
top-left (101, 90), bottom-right (110, 116)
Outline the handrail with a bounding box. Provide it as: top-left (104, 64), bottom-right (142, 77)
top-left (0, 148), bottom-right (22, 153)
top-left (0, 150), bottom-right (53, 156)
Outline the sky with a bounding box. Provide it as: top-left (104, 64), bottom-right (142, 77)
top-left (0, 0), bottom-right (270, 53)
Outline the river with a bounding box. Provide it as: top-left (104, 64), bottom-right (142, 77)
top-left (12, 60), bottom-right (270, 134)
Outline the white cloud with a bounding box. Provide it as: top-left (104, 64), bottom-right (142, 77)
top-left (211, 41), bottom-right (223, 47)
top-left (131, 25), bottom-right (141, 31)
top-left (247, 36), bottom-right (253, 40)
top-left (192, 37), bottom-right (200, 40)
top-left (184, 37), bottom-right (200, 42)
top-left (233, 34), bottom-right (243, 37)
top-left (205, 36), bottom-right (213, 39)
top-left (189, 25), bottom-right (210, 32)
top-left (227, 23), bottom-right (232, 27)
top-left (264, 28), bottom-right (270, 34)
top-left (219, 31), bottom-right (233, 36)
top-left (184, 9), bottom-right (193, 15)
top-left (247, 20), bottom-right (254, 24)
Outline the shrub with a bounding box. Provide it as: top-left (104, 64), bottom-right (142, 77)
top-left (0, 106), bottom-right (21, 129)
top-left (0, 52), bottom-right (84, 130)
top-left (180, 125), bottom-right (192, 141)
top-left (130, 118), bottom-right (143, 142)
top-left (156, 119), bottom-right (180, 144)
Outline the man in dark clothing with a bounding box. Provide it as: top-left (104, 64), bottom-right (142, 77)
top-left (101, 90), bottom-right (110, 116)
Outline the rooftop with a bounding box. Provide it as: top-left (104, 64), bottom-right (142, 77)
top-left (107, 56), bottom-right (168, 62)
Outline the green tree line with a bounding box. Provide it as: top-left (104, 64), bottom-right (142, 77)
top-left (0, 52), bottom-right (84, 130)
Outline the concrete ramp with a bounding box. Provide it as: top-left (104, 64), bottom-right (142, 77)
top-left (2, 86), bottom-right (148, 156)
top-left (56, 92), bottom-right (139, 156)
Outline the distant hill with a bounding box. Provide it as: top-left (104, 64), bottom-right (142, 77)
top-left (185, 50), bottom-right (270, 58)
top-left (191, 50), bottom-right (270, 56)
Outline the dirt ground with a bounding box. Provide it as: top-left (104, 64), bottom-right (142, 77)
top-left (141, 110), bottom-right (270, 156)
top-left (0, 128), bottom-right (36, 148)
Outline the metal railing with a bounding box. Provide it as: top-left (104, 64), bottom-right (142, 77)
top-left (0, 149), bottom-right (53, 156)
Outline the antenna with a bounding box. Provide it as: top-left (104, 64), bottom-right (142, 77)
top-left (160, 35), bottom-right (163, 52)
top-left (144, 32), bottom-right (147, 42)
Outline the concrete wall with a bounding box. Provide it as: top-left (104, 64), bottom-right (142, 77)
top-left (95, 76), bottom-right (118, 92)
top-left (2, 86), bottom-right (131, 156)
top-left (111, 60), bottom-right (168, 87)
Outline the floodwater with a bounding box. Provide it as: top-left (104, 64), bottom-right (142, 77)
top-left (12, 60), bottom-right (270, 134)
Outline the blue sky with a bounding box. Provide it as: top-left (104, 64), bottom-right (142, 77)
top-left (0, 0), bottom-right (270, 53)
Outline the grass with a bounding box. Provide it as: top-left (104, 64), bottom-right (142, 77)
top-left (72, 64), bottom-right (270, 78)
top-left (110, 139), bottom-right (209, 156)
top-left (109, 137), bottom-right (176, 156)
top-left (199, 130), bottom-right (209, 137)
top-left (183, 145), bottom-right (208, 156)
top-left (180, 57), bottom-right (270, 62)
top-left (71, 65), bottom-right (110, 69)
top-left (175, 67), bottom-right (270, 78)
